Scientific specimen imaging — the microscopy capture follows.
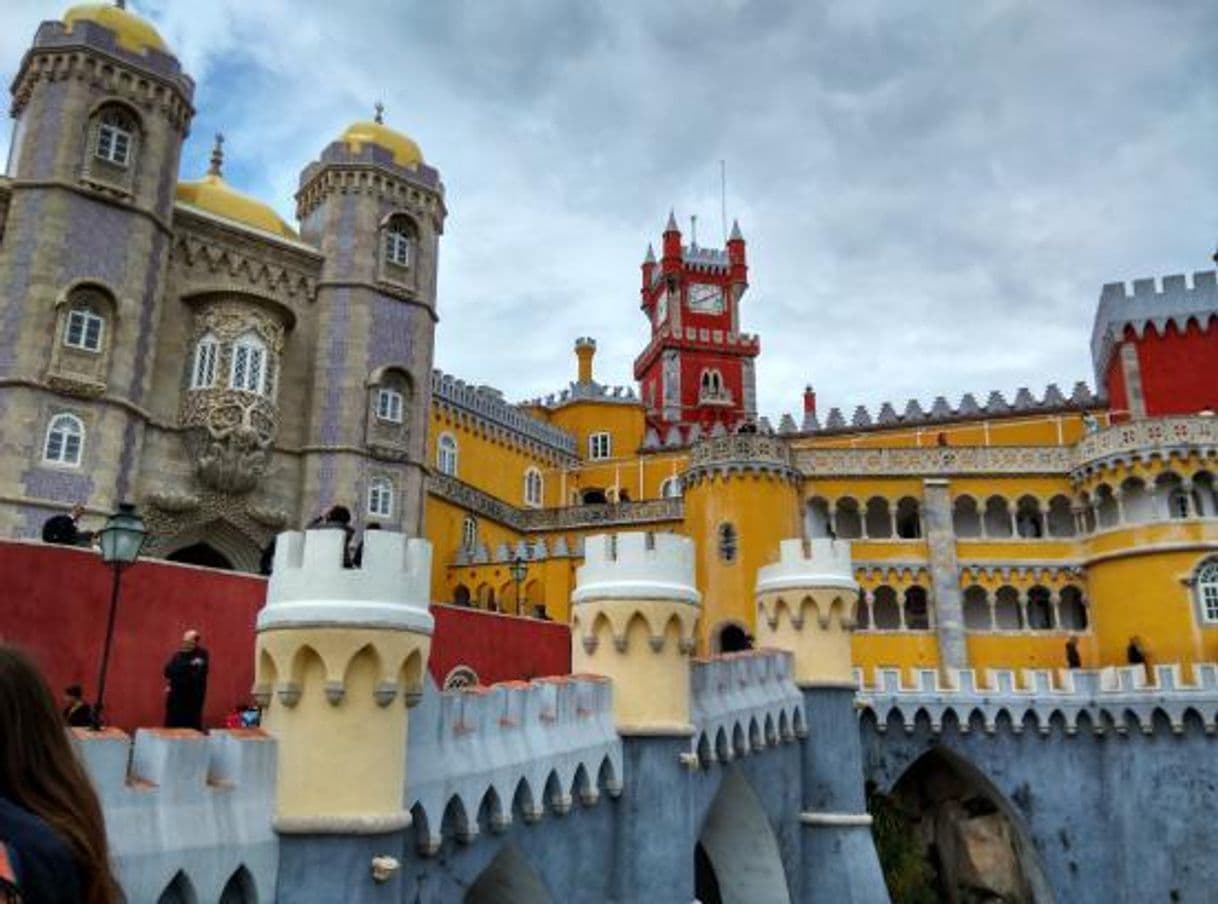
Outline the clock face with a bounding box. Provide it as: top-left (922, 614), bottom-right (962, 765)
top-left (688, 282), bottom-right (723, 314)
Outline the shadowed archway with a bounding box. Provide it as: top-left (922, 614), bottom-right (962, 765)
top-left (465, 844), bottom-right (553, 904)
top-left (168, 542), bottom-right (234, 570)
top-left (697, 768), bottom-right (791, 904)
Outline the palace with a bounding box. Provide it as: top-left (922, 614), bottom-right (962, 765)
top-left (2, 1), bottom-right (1218, 689)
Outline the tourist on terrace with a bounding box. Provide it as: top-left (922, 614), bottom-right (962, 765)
top-left (61, 685), bottom-right (94, 728)
top-left (0, 645), bottom-right (120, 903)
top-left (1126, 636), bottom-right (1147, 666)
top-left (40, 504), bottom-right (94, 547)
top-left (308, 505), bottom-right (356, 567)
top-left (1065, 636), bottom-right (1081, 669)
top-left (163, 630), bottom-right (209, 731)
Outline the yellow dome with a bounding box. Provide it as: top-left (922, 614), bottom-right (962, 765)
top-left (63, 3), bottom-right (167, 55)
top-left (175, 174), bottom-right (298, 240)
top-left (340, 120), bottom-right (423, 168)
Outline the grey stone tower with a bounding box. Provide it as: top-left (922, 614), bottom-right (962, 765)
top-left (295, 112), bottom-right (446, 534)
top-left (0, 6), bottom-right (194, 534)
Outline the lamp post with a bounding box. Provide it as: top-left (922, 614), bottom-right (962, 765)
top-left (93, 502), bottom-right (148, 730)
top-left (509, 555), bottom-right (528, 617)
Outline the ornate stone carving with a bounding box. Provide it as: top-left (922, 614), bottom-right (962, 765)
top-left (796, 445), bottom-right (1074, 478)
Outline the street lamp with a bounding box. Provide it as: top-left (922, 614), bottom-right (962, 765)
top-left (93, 502), bottom-right (148, 729)
top-left (509, 555), bottom-right (528, 617)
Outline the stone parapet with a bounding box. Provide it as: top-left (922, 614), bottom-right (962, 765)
top-left (857, 662), bottom-right (1218, 735)
top-left (797, 444), bottom-right (1075, 478)
top-left (756, 538), bottom-right (856, 594)
top-left (431, 370), bottom-right (577, 457)
top-left (74, 728), bottom-right (277, 903)
top-left (1072, 414), bottom-right (1218, 477)
top-left (689, 650), bottom-right (805, 766)
top-left (572, 532), bottom-right (699, 605)
top-left (259, 528), bottom-right (432, 633)
top-left (405, 676), bottom-right (622, 852)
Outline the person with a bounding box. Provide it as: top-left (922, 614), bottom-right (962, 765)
top-left (351, 522), bottom-right (381, 568)
top-left (61, 685), bottom-right (94, 728)
top-left (1065, 636), bottom-right (1081, 669)
top-left (1126, 635), bottom-right (1147, 666)
top-left (40, 504), bottom-right (94, 547)
top-left (0, 645), bottom-right (120, 903)
top-left (308, 505), bottom-right (355, 567)
top-left (164, 630), bottom-right (209, 730)
top-left (258, 535), bottom-right (276, 576)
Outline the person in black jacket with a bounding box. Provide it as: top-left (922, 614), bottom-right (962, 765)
top-left (60, 685), bottom-right (94, 728)
top-left (40, 504), bottom-right (94, 547)
top-left (164, 630), bottom-right (209, 730)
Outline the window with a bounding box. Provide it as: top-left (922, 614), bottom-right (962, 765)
top-left (43, 414), bottom-right (84, 466)
top-left (376, 388), bottom-right (404, 423)
top-left (95, 110), bottom-right (133, 166)
top-left (367, 477), bottom-right (394, 518)
top-left (190, 334), bottom-right (218, 389)
top-left (660, 476), bottom-right (682, 499)
top-left (1196, 558), bottom-right (1218, 624)
top-left (1169, 489), bottom-right (1191, 520)
top-left (717, 522), bottom-right (738, 563)
top-left (64, 309), bottom-right (104, 352)
top-left (588, 431), bottom-right (611, 460)
top-left (461, 516), bottom-right (478, 551)
top-left (524, 467), bottom-right (543, 507)
top-left (383, 216), bottom-right (414, 268)
top-left (437, 433), bottom-right (458, 476)
top-left (699, 368), bottom-right (727, 401)
top-left (229, 333), bottom-right (266, 394)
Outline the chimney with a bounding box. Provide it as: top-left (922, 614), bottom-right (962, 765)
top-left (576, 337), bottom-right (597, 384)
top-left (803, 385), bottom-right (817, 417)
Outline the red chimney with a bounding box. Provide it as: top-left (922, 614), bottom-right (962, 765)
top-left (803, 385), bottom-right (817, 417)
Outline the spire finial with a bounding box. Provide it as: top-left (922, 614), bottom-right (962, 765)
top-left (665, 209), bottom-right (678, 232)
top-left (644, 243), bottom-right (656, 264)
top-left (730, 219), bottom-right (743, 241)
top-left (207, 133), bottom-right (224, 177)
top-left (374, 101), bottom-right (385, 125)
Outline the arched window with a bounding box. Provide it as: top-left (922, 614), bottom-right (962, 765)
top-left (443, 665), bottom-right (479, 691)
top-left (660, 476), bottom-right (683, 499)
top-left (190, 333), bottom-right (218, 389)
top-left (95, 107), bottom-right (135, 167)
top-left (367, 477), bottom-right (394, 518)
top-left (437, 433), bottom-right (458, 476)
top-left (699, 368), bottom-right (728, 402)
top-left (384, 215), bottom-right (414, 268)
top-left (461, 515), bottom-right (478, 551)
top-left (523, 467), bottom-right (543, 507)
top-left (44, 414), bottom-right (84, 466)
top-left (376, 387), bottom-right (404, 423)
top-left (717, 522), bottom-right (738, 563)
top-left (1195, 558), bottom-right (1218, 624)
top-left (63, 307), bottom-right (104, 352)
top-left (229, 333), bottom-right (267, 394)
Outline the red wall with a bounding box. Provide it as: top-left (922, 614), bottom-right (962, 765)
top-left (1108, 322), bottom-right (1218, 419)
top-left (0, 540), bottom-right (570, 731)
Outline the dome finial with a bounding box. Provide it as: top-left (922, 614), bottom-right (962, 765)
top-left (374, 101), bottom-right (385, 125)
top-left (208, 132), bottom-right (225, 177)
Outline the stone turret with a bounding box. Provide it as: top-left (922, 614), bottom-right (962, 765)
top-left (755, 538), bottom-right (858, 685)
top-left (754, 537), bottom-right (888, 904)
top-left (570, 531), bottom-right (700, 734)
top-left (253, 528), bottom-right (432, 833)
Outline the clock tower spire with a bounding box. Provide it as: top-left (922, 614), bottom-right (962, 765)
top-left (634, 212), bottom-right (758, 436)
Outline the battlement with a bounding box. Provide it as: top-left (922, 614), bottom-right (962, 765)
top-left (800, 381), bottom-right (1098, 435)
top-left (572, 532), bottom-right (700, 604)
top-left (755, 538), bottom-right (857, 594)
top-left (75, 728), bottom-right (277, 902)
top-left (1091, 270), bottom-right (1218, 379)
top-left (407, 676), bottom-right (622, 850)
top-left (690, 651), bottom-right (805, 765)
top-left (857, 662), bottom-right (1218, 735)
top-left (259, 528), bottom-right (434, 633)
top-left (431, 369), bottom-right (578, 457)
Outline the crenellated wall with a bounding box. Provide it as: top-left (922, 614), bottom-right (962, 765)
top-left (74, 728), bottom-right (277, 904)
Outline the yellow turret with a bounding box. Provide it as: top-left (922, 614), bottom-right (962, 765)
top-left (755, 538), bottom-right (860, 686)
top-left (252, 528), bottom-right (432, 833)
top-left (570, 532), bottom-right (700, 734)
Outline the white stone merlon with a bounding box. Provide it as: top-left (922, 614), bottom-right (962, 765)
top-left (258, 528), bottom-right (433, 633)
top-left (572, 532), bottom-right (700, 604)
top-left (755, 538), bottom-right (857, 595)
top-left (74, 728), bottom-right (277, 903)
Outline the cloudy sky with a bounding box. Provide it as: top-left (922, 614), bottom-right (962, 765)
top-left (6, 1), bottom-right (1218, 422)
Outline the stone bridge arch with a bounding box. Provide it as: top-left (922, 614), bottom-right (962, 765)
top-left (465, 844), bottom-right (553, 904)
top-left (696, 767), bottom-right (791, 904)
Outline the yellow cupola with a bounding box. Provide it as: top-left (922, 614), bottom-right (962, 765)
top-left (175, 135), bottom-right (298, 240)
top-left (63, 2), bottom-right (168, 55)
top-left (340, 103), bottom-right (423, 168)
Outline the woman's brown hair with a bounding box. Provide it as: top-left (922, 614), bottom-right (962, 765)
top-left (0, 645), bottom-right (119, 903)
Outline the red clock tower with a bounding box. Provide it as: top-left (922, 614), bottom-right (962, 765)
top-left (633, 212), bottom-right (759, 436)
